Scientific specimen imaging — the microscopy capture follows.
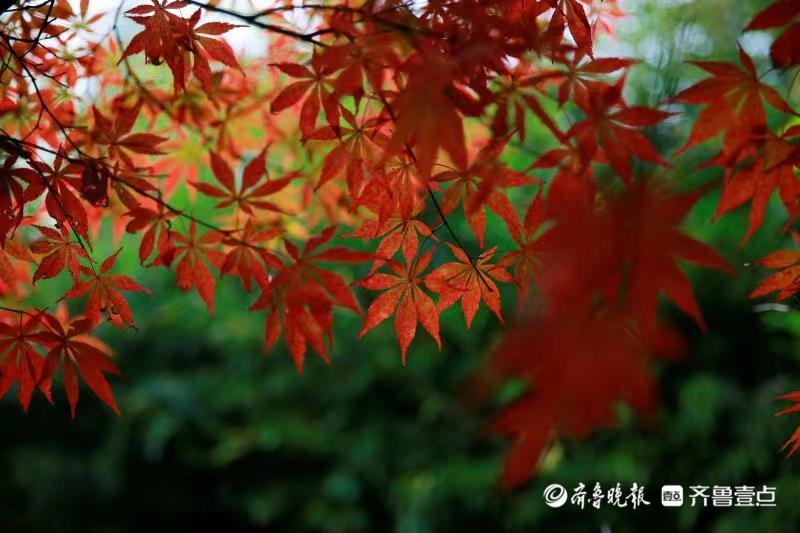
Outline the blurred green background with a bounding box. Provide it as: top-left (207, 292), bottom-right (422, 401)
top-left (3, 0), bottom-right (800, 531)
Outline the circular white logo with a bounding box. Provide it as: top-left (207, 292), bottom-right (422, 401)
top-left (543, 483), bottom-right (568, 508)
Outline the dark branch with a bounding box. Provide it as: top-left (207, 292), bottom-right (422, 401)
top-left (0, 0), bottom-right (17, 16)
top-left (183, 0), bottom-right (335, 46)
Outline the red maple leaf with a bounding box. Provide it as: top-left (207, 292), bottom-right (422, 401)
top-left (750, 231), bottom-right (800, 301)
top-left (712, 127), bottom-right (800, 242)
top-left (250, 226), bottom-right (369, 371)
top-left (490, 63), bottom-right (564, 142)
top-left (357, 152), bottom-right (429, 223)
top-left (312, 106), bottom-right (390, 194)
top-left (348, 216), bottom-right (433, 273)
top-left (569, 78), bottom-right (672, 184)
top-left (88, 101), bottom-right (166, 168)
top-left (269, 53), bottom-right (342, 137)
top-left (192, 149), bottom-right (297, 215)
top-left (383, 51), bottom-right (474, 181)
top-left (426, 243), bottom-right (512, 328)
top-left (219, 219), bottom-right (283, 292)
top-left (121, 2), bottom-right (242, 94)
top-left (530, 141), bottom-right (596, 215)
top-left (28, 150), bottom-right (90, 241)
top-left (433, 135), bottom-right (536, 246)
top-left (121, 1), bottom-right (186, 72)
top-left (776, 390), bottom-right (800, 455)
top-left (358, 250), bottom-right (441, 362)
top-left (183, 10), bottom-right (243, 94)
top-left (172, 220), bottom-right (225, 313)
top-left (746, 0), bottom-right (800, 68)
top-left (37, 307), bottom-right (121, 418)
top-left (539, 0), bottom-right (594, 58)
top-left (30, 224), bottom-right (88, 283)
top-left (525, 54), bottom-right (636, 107)
top-left (123, 203), bottom-right (176, 266)
top-left (0, 155), bottom-right (43, 244)
top-left (0, 312), bottom-right (52, 412)
top-left (609, 182), bottom-right (733, 329)
top-left (671, 46), bottom-right (794, 155)
top-left (504, 189), bottom-right (553, 304)
top-left (493, 306), bottom-right (660, 487)
top-left (0, 239), bottom-right (35, 298)
top-left (65, 250), bottom-right (152, 329)
top-left (531, 181), bottom-right (731, 329)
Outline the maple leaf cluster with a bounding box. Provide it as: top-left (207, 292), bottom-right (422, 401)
top-left (0, 0), bottom-right (798, 488)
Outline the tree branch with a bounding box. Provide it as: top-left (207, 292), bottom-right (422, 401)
top-left (0, 0), bottom-right (17, 16)
top-left (183, 0), bottom-right (335, 46)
